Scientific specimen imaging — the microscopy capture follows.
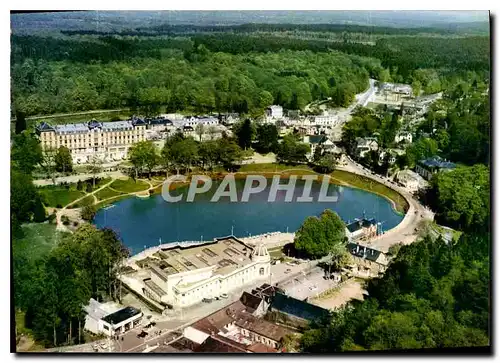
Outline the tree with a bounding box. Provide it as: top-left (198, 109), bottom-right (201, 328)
top-left (11, 169), bottom-right (45, 231)
top-left (294, 209), bottom-right (346, 260)
top-left (256, 123), bottom-right (279, 154)
top-left (427, 165), bottom-right (489, 231)
top-left (235, 119), bottom-right (255, 150)
top-left (40, 148), bottom-right (57, 185)
top-left (276, 134), bottom-right (310, 164)
top-left (80, 201), bottom-right (97, 221)
top-left (15, 110), bottom-right (27, 134)
top-left (54, 146), bottom-right (73, 173)
top-left (316, 153), bottom-right (337, 174)
top-left (216, 137), bottom-right (242, 171)
top-left (195, 123), bottom-right (205, 142)
top-left (128, 141), bottom-right (158, 178)
top-left (86, 156), bottom-right (103, 188)
top-left (11, 131), bottom-right (43, 175)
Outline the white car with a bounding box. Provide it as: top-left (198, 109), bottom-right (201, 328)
top-left (220, 293), bottom-right (229, 299)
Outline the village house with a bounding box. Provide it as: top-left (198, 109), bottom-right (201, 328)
top-left (344, 243), bottom-right (391, 278)
top-left (345, 217), bottom-right (379, 242)
top-left (395, 169), bottom-right (428, 193)
top-left (394, 131), bottom-right (413, 144)
top-left (415, 156), bottom-right (457, 180)
top-left (353, 137), bottom-right (379, 159)
top-left (265, 105), bottom-right (284, 120)
top-left (185, 294), bottom-right (293, 351)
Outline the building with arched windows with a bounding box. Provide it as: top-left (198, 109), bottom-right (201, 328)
top-left (141, 237), bottom-right (271, 308)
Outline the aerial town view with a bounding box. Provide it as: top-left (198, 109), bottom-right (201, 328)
top-left (10, 10), bottom-right (490, 354)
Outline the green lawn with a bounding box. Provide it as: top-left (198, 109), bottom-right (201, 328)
top-left (330, 170), bottom-right (409, 214)
top-left (95, 187), bottom-right (124, 201)
top-left (38, 186), bottom-right (85, 208)
top-left (69, 195), bottom-right (94, 209)
top-left (110, 179), bottom-right (149, 193)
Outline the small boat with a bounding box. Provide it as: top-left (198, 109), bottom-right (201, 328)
top-left (103, 205), bottom-right (115, 210)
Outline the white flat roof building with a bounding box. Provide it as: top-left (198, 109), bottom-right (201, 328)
top-left (84, 299), bottom-right (143, 337)
top-left (142, 237), bottom-right (271, 308)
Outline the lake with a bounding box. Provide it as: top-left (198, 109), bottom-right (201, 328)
top-left (93, 178), bottom-right (404, 254)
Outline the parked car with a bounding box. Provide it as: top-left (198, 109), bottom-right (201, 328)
top-left (137, 330), bottom-right (148, 338)
top-left (285, 268), bottom-right (292, 274)
top-left (220, 293), bottom-right (229, 299)
top-left (202, 297), bottom-right (213, 303)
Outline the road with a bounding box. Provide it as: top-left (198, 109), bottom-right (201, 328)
top-left (338, 155), bottom-right (433, 252)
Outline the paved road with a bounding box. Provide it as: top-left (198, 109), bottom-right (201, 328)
top-left (338, 156), bottom-right (433, 252)
top-left (34, 170), bottom-right (126, 187)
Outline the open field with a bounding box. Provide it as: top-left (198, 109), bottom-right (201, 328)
top-left (110, 179), bottom-right (150, 193)
top-left (38, 186), bottom-right (85, 208)
top-left (95, 187), bottom-right (125, 200)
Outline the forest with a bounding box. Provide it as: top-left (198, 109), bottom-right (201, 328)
top-left (11, 23), bottom-right (489, 118)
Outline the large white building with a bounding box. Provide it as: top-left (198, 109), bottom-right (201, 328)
top-left (141, 237), bottom-right (271, 308)
top-left (36, 118), bottom-right (150, 164)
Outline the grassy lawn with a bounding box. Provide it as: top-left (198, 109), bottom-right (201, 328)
top-left (110, 179), bottom-right (149, 193)
top-left (330, 170), bottom-right (408, 214)
top-left (69, 195), bottom-right (95, 209)
top-left (95, 187), bottom-right (124, 201)
top-left (38, 186), bottom-right (85, 208)
top-left (268, 247), bottom-right (285, 259)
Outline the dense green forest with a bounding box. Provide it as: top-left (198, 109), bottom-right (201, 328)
top-left (300, 231), bottom-right (490, 351)
top-left (11, 43), bottom-right (374, 117)
top-left (11, 23), bottom-right (489, 117)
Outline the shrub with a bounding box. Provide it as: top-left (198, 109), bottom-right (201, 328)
top-left (48, 213), bottom-right (57, 223)
top-left (86, 183), bottom-right (93, 193)
top-left (76, 180), bottom-right (83, 191)
top-left (56, 203), bottom-right (63, 209)
top-left (73, 221), bottom-right (79, 227)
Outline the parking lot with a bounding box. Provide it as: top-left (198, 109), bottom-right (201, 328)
top-left (280, 268), bottom-right (339, 301)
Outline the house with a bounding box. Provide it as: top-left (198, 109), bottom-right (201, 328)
top-left (394, 132), bottom-right (413, 144)
top-left (415, 156), bottom-right (457, 180)
top-left (345, 243), bottom-right (391, 276)
top-left (251, 284), bottom-right (285, 305)
top-left (304, 135), bottom-right (342, 161)
top-left (345, 218), bottom-right (378, 242)
top-left (240, 291), bottom-right (268, 317)
top-left (187, 296), bottom-right (293, 351)
top-left (83, 299), bottom-right (143, 337)
top-left (378, 149), bottom-right (404, 165)
top-left (266, 105), bottom-right (283, 120)
top-left (354, 137), bottom-right (379, 158)
top-left (396, 169), bottom-right (428, 192)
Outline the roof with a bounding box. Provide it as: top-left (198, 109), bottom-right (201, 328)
top-left (101, 306), bottom-right (142, 325)
top-left (195, 336), bottom-right (249, 353)
top-left (270, 293), bottom-right (329, 322)
top-left (247, 342), bottom-right (278, 353)
top-left (36, 121), bottom-right (55, 132)
top-left (308, 135), bottom-right (327, 144)
top-left (149, 237), bottom-right (254, 285)
top-left (83, 298), bottom-right (109, 321)
top-left (347, 242), bottom-right (384, 263)
top-left (419, 157), bottom-right (457, 170)
top-left (239, 292), bottom-right (263, 313)
top-left (233, 313), bottom-right (292, 342)
top-left (346, 218), bottom-right (377, 233)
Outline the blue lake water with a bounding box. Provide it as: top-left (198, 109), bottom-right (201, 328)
top-left (93, 179), bottom-right (404, 255)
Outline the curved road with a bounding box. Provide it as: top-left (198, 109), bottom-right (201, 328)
top-left (338, 155), bottom-right (434, 252)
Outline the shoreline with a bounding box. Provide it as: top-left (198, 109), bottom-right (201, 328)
top-left (94, 168), bottom-right (408, 215)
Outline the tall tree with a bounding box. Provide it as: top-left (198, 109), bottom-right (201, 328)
top-left (54, 146), bottom-right (73, 173)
